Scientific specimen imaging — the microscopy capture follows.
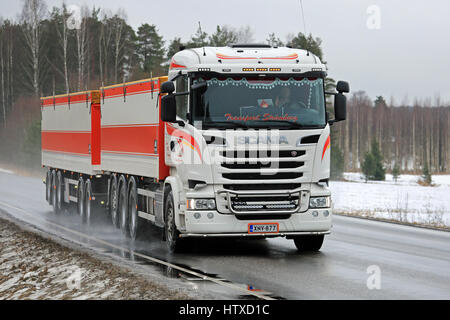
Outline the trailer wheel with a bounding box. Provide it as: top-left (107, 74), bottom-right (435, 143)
top-left (55, 171), bottom-right (64, 214)
top-left (77, 177), bottom-right (84, 216)
top-left (51, 170), bottom-right (58, 214)
top-left (118, 175), bottom-right (129, 237)
top-left (82, 179), bottom-right (92, 225)
top-left (128, 177), bottom-right (143, 240)
top-left (293, 235), bottom-right (324, 252)
top-left (109, 175), bottom-right (119, 228)
top-left (164, 189), bottom-right (184, 253)
top-left (46, 170), bottom-right (52, 203)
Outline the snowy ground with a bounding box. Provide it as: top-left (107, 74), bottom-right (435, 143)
top-left (0, 218), bottom-right (190, 300)
top-left (330, 173), bottom-right (450, 229)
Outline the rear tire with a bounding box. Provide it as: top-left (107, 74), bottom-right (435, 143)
top-left (51, 170), bottom-right (57, 214)
top-left (109, 175), bottom-right (119, 228)
top-left (128, 177), bottom-right (143, 240)
top-left (118, 176), bottom-right (129, 237)
top-left (77, 177), bottom-right (84, 216)
top-left (82, 179), bottom-right (92, 225)
top-left (164, 189), bottom-right (184, 253)
top-left (45, 170), bottom-right (52, 203)
top-left (55, 171), bottom-right (64, 214)
top-left (293, 235), bottom-right (324, 252)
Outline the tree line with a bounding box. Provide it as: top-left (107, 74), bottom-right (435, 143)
top-left (0, 0), bottom-right (448, 175)
top-left (0, 0), bottom-right (324, 127)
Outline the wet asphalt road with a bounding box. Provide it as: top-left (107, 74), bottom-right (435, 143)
top-left (0, 171), bottom-right (449, 299)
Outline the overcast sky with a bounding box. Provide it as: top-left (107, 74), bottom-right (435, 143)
top-left (2, 0), bottom-right (450, 104)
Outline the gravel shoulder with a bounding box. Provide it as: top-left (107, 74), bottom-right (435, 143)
top-left (0, 216), bottom-right (192, 300)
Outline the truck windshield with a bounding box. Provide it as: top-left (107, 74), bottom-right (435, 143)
top-left (191, 76), bottom-right (326, 129)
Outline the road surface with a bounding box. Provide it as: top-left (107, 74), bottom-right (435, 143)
top-left (0, 171), bottom-right (449, 299)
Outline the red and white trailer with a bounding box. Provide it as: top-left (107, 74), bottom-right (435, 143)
top-left (42, 45), bottom-right (349, 253)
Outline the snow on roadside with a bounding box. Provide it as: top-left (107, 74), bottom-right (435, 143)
top-left (0, 218), bottom-right (190, 300)
top-left (330, 173), bottom-right (450, 228)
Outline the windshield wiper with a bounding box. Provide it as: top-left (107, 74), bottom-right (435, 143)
top-left (203, 121), bottom-right (249, 129)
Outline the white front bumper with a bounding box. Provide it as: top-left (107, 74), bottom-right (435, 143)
top-left (182, 208), bottom-right (332, 237)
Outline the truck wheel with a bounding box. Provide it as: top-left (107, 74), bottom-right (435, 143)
top-left (109, 175), bottom-right (119, 228)
top-left (164, 189), bottom-right (184, 253)
top-left (82, 179), bottom-right (92, 225)
top-left (293, 235), bottom-right (324, 252)
top-left (46, 170), bottom-right (52, 203)
top-left (51, 170), bottom-right (58, 214)
top-left (55, 171), bottom-right (64, 214)
top-left (128, 177), bottom-right (143, 240)
top-left (118, 176), bottom-right (129, 237)
top-left (77, 177), bottom-right (84, 216)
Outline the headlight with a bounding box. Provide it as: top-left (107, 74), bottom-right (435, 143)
top-left (309, 196), bottom-right (331, 208)
top-left (187, 199), bottom-right (216, 210)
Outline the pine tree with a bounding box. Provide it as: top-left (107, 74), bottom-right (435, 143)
top-left (136, 23), bottom-right (165, 75)
top-left (392, 162), bottom-right (400, 183)
top-left (208, 25), bottom-right (237, 47)
top-left (371, 139), bottom-right (386, 180)
top-left (421, 160), bottom-right (432, 185)
top-left (362, 139), bottom-right (385, 181)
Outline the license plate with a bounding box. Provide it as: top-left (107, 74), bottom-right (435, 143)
top-left (248, 223), bottom-right (279, 234)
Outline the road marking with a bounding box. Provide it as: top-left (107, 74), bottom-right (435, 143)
top-left (0, 200), bottom-right (274, 300)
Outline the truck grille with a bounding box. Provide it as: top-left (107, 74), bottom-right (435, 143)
top-left (215, 146), bottom-right (311, 214)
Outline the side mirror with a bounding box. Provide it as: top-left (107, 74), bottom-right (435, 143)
top-left (334, 93), bottom-right (346, 122)
top-left (161, 95), bottom-right (177, 122)
top-left (336, 81), bottom-right (350, 93)
top-left (161, 81), bottom-right (175, 94)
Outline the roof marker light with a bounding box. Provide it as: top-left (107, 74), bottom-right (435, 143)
top-left (242, 68), bottom-right (255, 72)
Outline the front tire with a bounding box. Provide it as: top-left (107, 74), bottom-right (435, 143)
top-left (164, 189), bottom-right (184, 253)
top-left (293, 235), bottom-right (324, 252)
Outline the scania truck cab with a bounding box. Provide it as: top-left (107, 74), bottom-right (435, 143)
top-left (160, 44), bottom-right (349, 252)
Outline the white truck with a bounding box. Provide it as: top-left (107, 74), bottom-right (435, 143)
top-left (41, 44), bottom-right (349, 252)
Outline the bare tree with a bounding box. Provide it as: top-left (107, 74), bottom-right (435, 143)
top-left (75, 6), bottom-right (88, 90)
top-left (55, 3), bottom-right (70, 94)
top-left (112, 9), bottom-right (127, 83)
top-left (236, 25), bottom-right (254, 43)
top-left (21, 0), bottom-right (47, 96)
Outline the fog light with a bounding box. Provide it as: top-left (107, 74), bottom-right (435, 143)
top-left (323, 210), bottom-right (330, 217)
top-left (194, 212), bottom-right (201, 219)
top-left (312, 211), bottom-right (319, 217)
top-left (207, 212), bottom-right (214, 219)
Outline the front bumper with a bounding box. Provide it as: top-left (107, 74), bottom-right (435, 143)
top-left (182, 208), bottom-right (332, 237)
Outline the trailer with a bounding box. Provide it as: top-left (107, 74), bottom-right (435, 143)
top-left (42, 44), bottom-right (349, 252)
